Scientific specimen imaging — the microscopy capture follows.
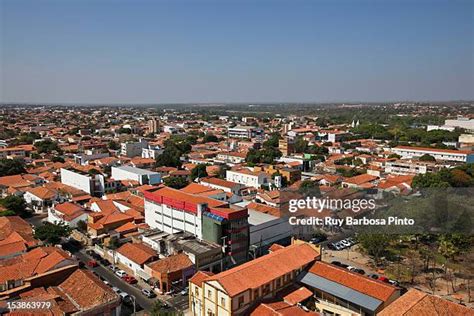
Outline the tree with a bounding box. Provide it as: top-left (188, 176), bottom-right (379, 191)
top-left (203, 134), bottom-right (219, 143)
top-left (357, 233), bottom-right (393, 265)
top-left (263, 132), bottom-right (280, 148)
top-left (419, 154), bottom-right (436, 162)
top-left (108, 140), bottom-right (121, 150)
top-left (51, 156), bottom-right (65, 163)
top-left (191, 164), bottom-right (208, 180)
top-left (0, 195), bottom-right (28, 217)
top-left (108, 236), bottom-right (120, 250)
top-left (164, 177), bottom-right (189, 189)
top-left (299, 179), bottom-right (321, 197)
top-left (0, 158), bottom-right (26, 176)
top-left (35, 140), bottom-right (62, 154)
top-left (449, 169), bottom-right (472, 187)
top-left (34, 222), bottom-right (72, 245)
top-left (293, 136), bottom-right (308, 153)
top-left (76, 220), bottom-right (87, 233)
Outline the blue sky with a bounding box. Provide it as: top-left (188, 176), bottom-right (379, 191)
top-left (1, 0), bottom-right (473, 103)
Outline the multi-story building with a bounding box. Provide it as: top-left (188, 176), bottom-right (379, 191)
top-left (384, 160), bottom-right (443, 175)
top-left (228, 126), bottom-right (264, 139)
top-left (392, 146), bottom-right (474, 163)
top-left (188, 243), bottom-right (320, 316)
top-left (121, 139), bottom-right (148, 157)
top-left (279, 137), bottom-right (294, 156)
top-left (444, 117), bottom-right (474, 131)
top-left (144, 187), bottom-right (249, 267)
top-left (60, 167), bottom-right (105, 196)
top-left (148, 118), bottom-right (160, 133)
top-left (111, 165), bottom-right (161, 185)
top-left (215, 151), bottom-right (247, 165)
top-left (226, 169), bottom-right (270, 189)
top-left (142, 145), bottom-right (163, 159)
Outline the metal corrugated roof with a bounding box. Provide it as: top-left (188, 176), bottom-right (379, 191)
top-left (298, 271), bottom-right (383, 312)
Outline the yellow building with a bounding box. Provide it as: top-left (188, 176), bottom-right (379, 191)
top-left (188, 243), bottom-right (320, 316)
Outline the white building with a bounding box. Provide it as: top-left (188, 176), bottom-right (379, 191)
top-left (74, 150), bottom-right (109, 165)
top-left (215, 151), bottom-right (246, 165)
top-left (47, 202), bottom-right (88, 227)
top-left (392, 146), bottom-right (474, 163)
top-left (226, 169), bottom-right (270, 189)
top-left (60, 168), bottom-right (105, 196)
top-left (111, 166), bottom-right (161, 185)
top-left (121, 140), bottom-right (148, 157)
top-left (445, 117), bottom-right (474, 131)
top-left (227, 126), bottom-right (263, 139)
top-left (144, 188), bottom-right (209, 240)
top-left (23, 187), bottom-right (57, 214)
top-left (141, 145), bottom-right (163, 159)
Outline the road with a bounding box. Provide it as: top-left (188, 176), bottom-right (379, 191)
top-left (26, 215), bottom-right (187, 315)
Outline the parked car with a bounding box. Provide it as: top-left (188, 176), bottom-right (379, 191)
top-left (87, 260), bottom-right (98, 268)
top-left (119, 292), bottom-right (130, 299)
top-left (111, 287), bottom-right (121, 293)
top-left (180, 287), bottom-right (188, 295)
top-left (110, 266), bottom-right (119, 272)
top-left (327, 243), bottom-right (336, 250)
top-left (353, 268), bottom-right (365, 275)
top-left (340, 240), bottom-right (351, 247)
top-left (346, 266), bottom-right (356, 272)
top-left (122, 275), bottom-right (138, 284)
top-left (331, 261), bottom-right (342, 266)
top-left (339, 263), bottom-right (349, 269)
top-left (115, 270), bottom-right (127, 278)
top-left (388, 280), bottom-right (399, 286)
top-left (368, 274), bottom-right (379, 279)
top-left (141, 288), bottom-right (157, 298)
top-left (378, 276), bottom-right (390, 283)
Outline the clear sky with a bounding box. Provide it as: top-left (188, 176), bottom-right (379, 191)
top-left (1, 0), bottom-right (473, 104)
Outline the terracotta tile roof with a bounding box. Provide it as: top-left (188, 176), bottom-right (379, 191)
top-left (54, 202), bottom-right (86, 221)
top-left (58, 269), bottom-right (119, 310)
top-left (283, 286), bottom-right (313, 305)
top-left (116, 242), bottom-right (156, 265)
top-left (307, 261), bottom-right (397, 302)
top-left (206, 243), bottom-right (320, 297)
top-left (148, 186), bottom-right (228, 209)
top-left (0, 175), bottom-right (33, 188)
top-left (248, 202), bottom-right (281, 217)
top-left (0, 247), bottom-right (73, 283)
top-left (379, 288), bottom-right (474, 316)
top-left (251, 301), bottom-right (319, 316)
top-left (201, 177), bottom-right (241, 188)
top-left (343, 173), bottom-right (378, 185)
top-left (189, 271), bottom-right (214, 286)
top-left (147, 253), bottom-right (193, 274)
top-left (268, 243), bottom-right (285, 252)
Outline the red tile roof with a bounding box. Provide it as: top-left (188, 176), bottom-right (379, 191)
top-left (379, 288), bottom-right (474, 316)
top-left (116, 242), bottom-right (156, 265)
top-left (307, 261), bottom-right (398, 302)
top-left (205, 243), bottom-right (320, 297)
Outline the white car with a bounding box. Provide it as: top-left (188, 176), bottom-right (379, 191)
top-left (115, 270), bottom-right (127, 278)
top-left (111, 287), bottom-right (121, 293)
top-left (340, 240), bottom-right (351, 247)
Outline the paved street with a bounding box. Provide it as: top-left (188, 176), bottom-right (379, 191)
top-left (26, 216), bottom-right (186, 315)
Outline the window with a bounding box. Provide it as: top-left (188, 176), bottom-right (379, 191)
top-left (253, 289), bottom-right (259, 299)
top-left (220, 297), bottom-right (225, 306)
top-left (276, 278), bottom-right (281, 288)
top-left (238, 295), bottom-right (244, 308)
top-left (195, 288), bottom-right (199, 296)
top-left (208, 290), bottom-right (212, 298)
top-left (262, 284), bottom-right (270, 295)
